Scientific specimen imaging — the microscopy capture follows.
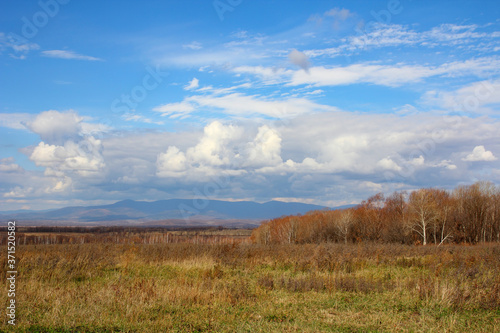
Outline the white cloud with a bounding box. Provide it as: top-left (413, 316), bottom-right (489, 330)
top-left (30, 137), bottom-right (105, 176)
top-left (232, 66), bottom-right (291, 85)
top-left (154, 92), bottom-right (337, 119)
top-left (0, 113), bottom-right (33, 130)
top-left (462, 145), bottom-right (497, 162)
top-left (186, 121), bottom-right (242, 167)
top-left (423, 80), bottom-right (500, 115)
top-left (234, 57), bottom-right (500, 88)
top-left (245, 126), bottom-right (282, 167)
top-left (156, 121), bottom-right (245, 179)
top-left (183, 41), bottom-right (202, 50)
top-left (343, 23), bottom-right (500, 53)
top-left (184, 77), bottom-right (199, 90)
top-left (156, 146), bottom-right (187, 177)
top-left (123, 113), bottom-right (164, 125)
top-left (325, 8), bottom-right (353, 21)
top-left (308, 7), bottom-right (355, 31)
top-left (435, 160), bottom-right (457, 170)
top-left (190, 93), bottom-right (335, 118)
top-left (0, 32), bottom-right (40, 58)
top-left (41, 50), bottom-right (102, 61)
top-left (26, 110), bottom-right (83, 144)
top-left (377, 157), bottom-right (402, 172)
top-left (3, 186), bottom-right (33, 198)
top-left (0, 158), bottom-right (23, 173)
top-left (8, 110), bottom-right (109, 199)
top-left (2, 107), bottom-right (499, 210)
top-left (153, 101), bottom-right (196, 118)
top-left (154, 110), bottom-right (500, 187)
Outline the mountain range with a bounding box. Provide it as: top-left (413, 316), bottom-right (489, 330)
top-left (0, 199), bottom-right (352, 227)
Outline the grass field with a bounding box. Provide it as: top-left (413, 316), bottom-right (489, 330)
top-left (0, 232), bottom-right (499, 332)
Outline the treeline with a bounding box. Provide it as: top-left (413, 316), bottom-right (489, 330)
top-left (251, 181), bottom-right (500, 245)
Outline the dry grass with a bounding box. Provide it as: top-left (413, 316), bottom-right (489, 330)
top-left (0, 236), bottom-right (499, 332)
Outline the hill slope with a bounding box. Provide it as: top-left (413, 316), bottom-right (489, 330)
top-left (0, 199), bottom-right (349, 226)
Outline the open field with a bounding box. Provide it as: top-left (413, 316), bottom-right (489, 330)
top-left (0, 231), bottom-right (499, 332)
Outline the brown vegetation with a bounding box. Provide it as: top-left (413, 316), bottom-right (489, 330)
top-left (252, 181), bottom-right (500, 245)
top-left (0, 227), bottom-right (251, 246)
top-left (0, 240), bottom-right (499, 331)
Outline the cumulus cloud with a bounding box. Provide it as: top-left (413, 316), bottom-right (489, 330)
top-left (187, 121), bottom-right (242, 166)
top-left (152, 109), bottom-right (499, 189)
top-left (26, 110), bottom-right (84, 144)
top-left (156, 121), bottom-right (246, 179)
top-left (377, 157), bottom-right (402, 172)
top-left (462, 146), bottom-right (497, 162)
top-left (19, 110), bottom-right (108, 197)
top-left (288, 49), bottom-right (310, 72)
top-left (156, 146), bottom-right (187, 178)
top-left (245, 126), bottom-right (282, 167)
top-left (3, 105), bottom-right (500, 210)
top-left (157, 122), bottom-right (284, 178)
top-left (30, 137), bottom-right (105, 176)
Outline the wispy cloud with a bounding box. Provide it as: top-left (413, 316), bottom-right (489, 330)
top-left (0, 113), bottom-right (33, 130)
top-left (154, 92), bottom-right (337, 119)
top-left (182, 41), bottom-right (202, 50)
top-left (342, 23), bottom-right (499, 54)
top-left (123, 113), bottom-right (164, 125)
top-left (41, 50), bottom-right (103, 61)
top-left (0, 32), bottom-right (40, 59)
top-left (232, 57), bottom-right (500, 88)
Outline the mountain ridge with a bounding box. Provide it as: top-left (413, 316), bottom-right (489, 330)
top-left (0, 199), bottom-right (355, 227)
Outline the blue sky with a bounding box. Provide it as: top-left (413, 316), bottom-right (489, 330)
top-left (1, 0), bottom-right (499, 210)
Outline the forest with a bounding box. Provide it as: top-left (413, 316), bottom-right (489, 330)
top-left (252, 181), bottom-right (500, 245)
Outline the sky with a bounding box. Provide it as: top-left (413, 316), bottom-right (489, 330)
top-left (0, 0), bottom-right (499, 211)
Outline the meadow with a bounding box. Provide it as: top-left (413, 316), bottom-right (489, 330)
top-left (0, 229), bottom-right (499, 332)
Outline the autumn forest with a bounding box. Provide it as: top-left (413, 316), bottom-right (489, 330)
top-left (252, 181), bottom-right (500, 246)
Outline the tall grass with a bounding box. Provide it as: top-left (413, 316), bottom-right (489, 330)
top-left (0, 237), bottom-right (499, 332)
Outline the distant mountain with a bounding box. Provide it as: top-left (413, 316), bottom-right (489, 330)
top-left (0, 199), bottom-right (351, 227)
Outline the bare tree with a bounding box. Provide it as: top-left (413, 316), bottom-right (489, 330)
top-left (430, 189), bottom-right (453, 246)
top-left (335, 209), bottom-right (354, 244)
top-left (408, 189), bottom-right (438, 245)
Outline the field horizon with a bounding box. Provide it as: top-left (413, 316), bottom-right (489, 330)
top-left (1, 226), bottom-right (499, 332)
